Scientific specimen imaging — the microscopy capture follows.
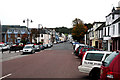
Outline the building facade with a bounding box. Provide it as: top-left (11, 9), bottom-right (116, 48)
top-left (1, 25), bottom-right (32, 44)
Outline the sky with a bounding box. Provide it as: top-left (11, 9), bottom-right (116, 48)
top-left (0, 0), bottom-right (120, 28)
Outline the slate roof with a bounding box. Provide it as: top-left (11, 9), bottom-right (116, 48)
top-left (95, 22), bottom-right (105, 31)
top-left (2, 25), bottom-right (26, 33)
top-left (112, 17), bottom-right (120, 24)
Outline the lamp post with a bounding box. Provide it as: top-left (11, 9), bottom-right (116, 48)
top-left (23, 18), bottom-right (33, 43)
top-left (23, 18), bottom-right (33, 28)
top-left (0, 21), bottom-right (2, 42)
top-left (38, 24), bottom-right (43, 44)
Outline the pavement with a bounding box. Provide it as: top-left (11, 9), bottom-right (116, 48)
top-left (0, 50), bottom-right (28, 62)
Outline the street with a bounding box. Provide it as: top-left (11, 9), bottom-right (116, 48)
top-left (2, 42), bottom-right (89, 80)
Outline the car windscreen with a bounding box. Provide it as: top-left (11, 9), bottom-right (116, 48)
top-left (104, 52), bottom-right (119, 67)
top-left (35, 45), bottom-right (39, 47)
top-left (82, 48), bottom-right (88, 52)
top-left (85, 53), bottom-right (104, 61)
top-left (24, 46), bottom-right (32, 49)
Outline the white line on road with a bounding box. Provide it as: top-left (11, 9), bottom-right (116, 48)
top-left (0, 73), bottom-right (12, 80)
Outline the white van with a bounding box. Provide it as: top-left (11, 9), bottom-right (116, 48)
top-left (78, 51), bottom-right (111, 80)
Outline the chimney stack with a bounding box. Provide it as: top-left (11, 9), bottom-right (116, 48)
top-left (116, 1), bottom-right (120, 10)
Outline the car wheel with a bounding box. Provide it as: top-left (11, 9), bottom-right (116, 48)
top-left (89, 68), bottom-right (100, 80)
top-left (31, 51), bottom-right (34, 54)
top-left (22, 52), bottom-right (24, 55)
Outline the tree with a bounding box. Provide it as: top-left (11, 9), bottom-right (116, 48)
top-left (72, 18), bottom-right (88, 42)
top-left (55, 26), bottom-right (72, 34)
top-left (84, 23), bottom-right (93, 29)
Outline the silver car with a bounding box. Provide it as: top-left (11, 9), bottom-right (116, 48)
top-left (23, 44), bottom-right (35, 54)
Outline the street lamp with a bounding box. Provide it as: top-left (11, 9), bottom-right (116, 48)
top-left (23, 18), bottom-right (33, 28)
top-left (0, 21), bottom-right (2, 42)
top-left (23, 18), bottom-right (33, 43)
top-left (38, 24), bottom-right (43, 43)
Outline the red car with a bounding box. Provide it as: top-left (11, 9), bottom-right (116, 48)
top-left (78, 47), bottom-right (100, 59)
top-left (100, 50), bottom-right (120, 80)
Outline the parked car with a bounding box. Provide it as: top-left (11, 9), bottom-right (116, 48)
top-left (78, 48), bottom-right (100, 59)
top-left (34, 45), bottom-right (41, 51)
top-left (39, 44), bottom-right (44, 50)
top-left (43, 44), bottom-right (48, 49)
top-left (48, 42), bottom-right (53, 48)
top-left (0, 44), bottom-right (8, 51)
top-left (74, 45), bottom-right (90, 56)
top-left (78, 51), bottom-right (111, 80)
top-left (74, 46), bottom-right (83, 56)
top-left (100, 50), bottom-right (120, 80)
top-left (72, 41), bottom-right (79, 50)
top-left (22, 44), bottom-right (35, 54)
top-left (10, 43), bottom-right (23, 51)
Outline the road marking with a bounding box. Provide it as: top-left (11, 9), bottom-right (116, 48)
top-left (0, 73), bottom-right (12, 80)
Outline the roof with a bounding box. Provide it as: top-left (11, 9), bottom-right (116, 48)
top-left (106, 8), bottom-right (120, 17)
top-left (112, 17), bottom-right (120, 24)
top-left (95, 22), bottom-right (105, 31)
top-left (93, 22), bottom-right (105, 25)
top-left (2, 25), bottom-right (26, 32)
top-left (7, 28), bottom-right (29, 34)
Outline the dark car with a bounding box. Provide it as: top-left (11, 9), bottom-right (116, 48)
top-left (10, 43), bottom-right (23, 51)
top-left (34, 45), bottom-right (41, 51)
top-left (39, 45), bottom-right (44, 50)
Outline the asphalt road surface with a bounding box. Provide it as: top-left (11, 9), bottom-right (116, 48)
top-left (2, 42), bottom-right (89, 80)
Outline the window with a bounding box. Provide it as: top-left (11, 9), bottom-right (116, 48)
top-left (118, 23), bottom-right (120, 35)
top-left (15, 34), bottom-right (17, 38)
top-left (104, 52), bottom-right (119, 67)
top-left (8, 34), bottom-right (10, 38)
top-left (101, 30), bottom-right (103, 38)
top-left (96, 24), bottom-right (98, 28)
top-left (96, 31), bottom-right (98, 38)
top-left (41, 39), bottom-right (44, 42)
top-left (99, 30), bottom-right (100, 38)
top-left (113, 25), bottom-right (115, 35)
top-left (92, 32), bottom-right (94, 37)
top-left (108, 27), bottom-right (110, 36)
top-left (85, 53), bottom-right (104, 61)
top-left (105, 28), bottom-right (106, 36)
top-left (41, 34), bottom-right (43, 37)
top-left (112, 14), bottom-right (114, 19)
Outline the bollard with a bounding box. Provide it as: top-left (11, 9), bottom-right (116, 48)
top-left (9, 49), bottom-right (11, 53)
top-left (2, 49), bottom-right (3, 53)
top-left (15, 47), bottom-right (16, 53)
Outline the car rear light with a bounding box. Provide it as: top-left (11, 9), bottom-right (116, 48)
top-left (100, 69), bottom-right (103, 75)
top-left (76, 48), bottom-right (79, 52)
top-left (107, 72), bottom-right (114, 79)
top-left (79, 53), bottom-right (85, 65)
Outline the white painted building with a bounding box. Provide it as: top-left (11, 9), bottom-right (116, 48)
top-left (103, 2), bottom-right (120, 51)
